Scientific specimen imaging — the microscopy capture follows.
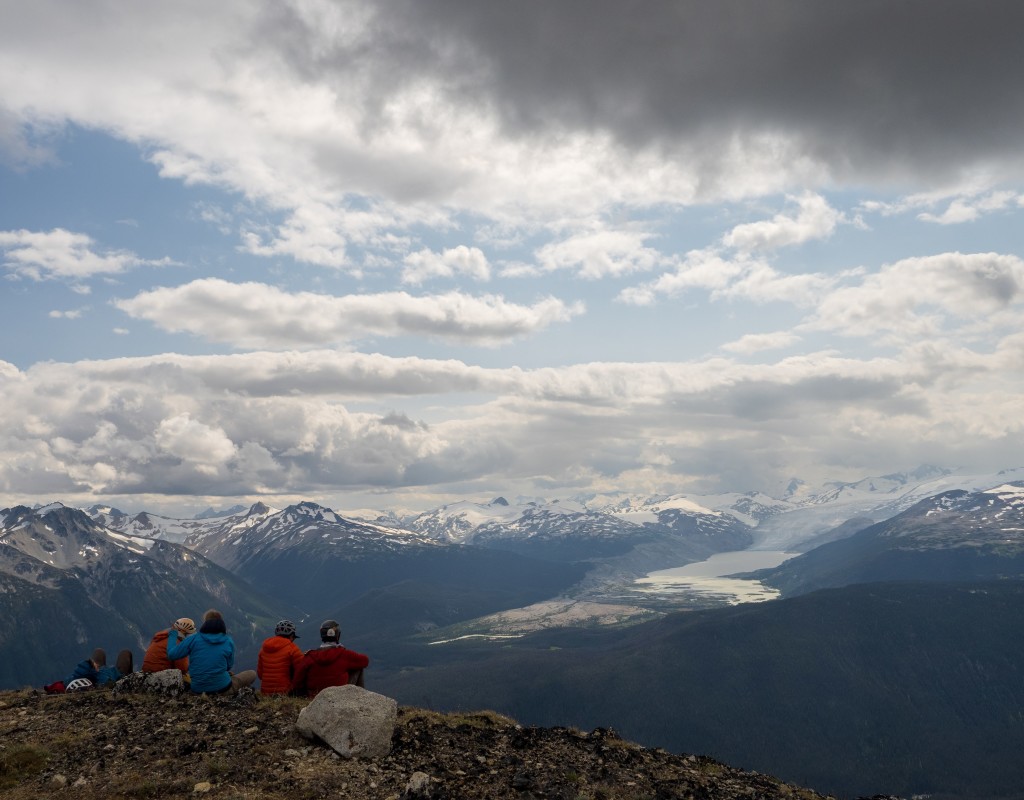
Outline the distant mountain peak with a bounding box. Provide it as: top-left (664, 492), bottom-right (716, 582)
top-left (194, 504), bottom-right (248, 520)
top-left (491, 496), bottom-right (509, 506)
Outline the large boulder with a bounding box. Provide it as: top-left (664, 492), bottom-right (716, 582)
top-left (113, 669), bottom-right (186, 696)
top-left (295, 685), bottom-right (398, 758)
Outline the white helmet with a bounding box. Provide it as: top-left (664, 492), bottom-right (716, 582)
top-left (65, 678), bottom-right (94, 692)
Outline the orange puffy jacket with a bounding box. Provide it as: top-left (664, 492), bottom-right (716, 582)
top-left (257, 635), bottom-right (304, 695)
top-left (142, 629), bottom-right (189, 674)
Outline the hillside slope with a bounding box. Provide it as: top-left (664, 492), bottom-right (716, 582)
top-left (375, 580), bottom-right (1024, 800)
top-left (0, 688), bottom-right (837, 800)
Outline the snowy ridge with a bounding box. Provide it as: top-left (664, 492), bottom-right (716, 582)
top-left (186, 500), bottom-right (440, 573)
top-left (1, 503), bottom-right (157, 575)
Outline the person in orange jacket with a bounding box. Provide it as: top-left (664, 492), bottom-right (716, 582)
top-left (142, 617), bottom-right (194, 676)
top-left (257, 619), bottom-right (304, 695)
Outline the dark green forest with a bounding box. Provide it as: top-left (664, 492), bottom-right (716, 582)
top-left (368, 580), bottom-right (1024, 800)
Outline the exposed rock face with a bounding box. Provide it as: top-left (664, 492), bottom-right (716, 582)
top-left (113, 669), bottom-right (185, 695)
top-left (295, 684), bottom-right (397, 758)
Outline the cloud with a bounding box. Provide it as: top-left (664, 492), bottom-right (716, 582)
top-left (533, 228), bottom-right (667, 279)
top-left (861, 184), bottom-right (1024, 224)
top-left (0, 228), bottom-right (172, 281)
top-left (722, 193), bottom-right (841, 252)
top-left (384, 0), bottom-right (1024, 183)
top-left (617, 250), bottom-right (765, 306)
top-left (114, 278), bottom-right (583, 348)
top-left (6, 0), bottom-right (1016, 279)
top-left (48, 308), bottom-right (86, 320)
top-left (0, 108), bottom-right (58, 169)
top-left (1, 340), bottom-right (1021, 506)
top-left (809, 252), bottom-right (1024, 339)
top-left (917, 190), bottom-right (1021, 225)
top-left (402, 245), bottom-right (491, 284)
top-left (721, 332), bottom-right (801, 354)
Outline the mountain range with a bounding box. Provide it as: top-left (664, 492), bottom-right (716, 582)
top-left (0, 504), bottom-right (283, 688)
top-left (749, 481), bottom-right (1024, 595)
top-left (6, 466), bottom-right (1024, 798)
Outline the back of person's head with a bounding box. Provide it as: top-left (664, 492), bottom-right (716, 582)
top-left (200, 610), bottom-right (227, 635)
top-left (174, 617), bottom-right (196, 636)
top-left (91, 648), bottom-right (107, 667)
top-left (275, 619), bottom-right (298, 639)
top-left (319, 619), bottom-right (340, 643)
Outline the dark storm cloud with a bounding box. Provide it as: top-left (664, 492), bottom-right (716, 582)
top-left (271, 0), bottom-right (1024, 183)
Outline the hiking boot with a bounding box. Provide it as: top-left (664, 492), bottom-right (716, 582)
top-left (116, 649), bottom-right (134, 675)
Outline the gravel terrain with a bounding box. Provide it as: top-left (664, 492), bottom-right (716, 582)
top-left (0, 686), bottom-right (877, 800)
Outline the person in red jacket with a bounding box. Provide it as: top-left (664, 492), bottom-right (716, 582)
top-left (291, 619), bottom-right (369, 698)
top-left (142, 617), bottom-right (194, 676)
top-left (257, 619), bottom-right (304, 695)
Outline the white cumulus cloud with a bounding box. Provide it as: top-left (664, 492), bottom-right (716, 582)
top-left (114, 278), bottom-right (583, 348)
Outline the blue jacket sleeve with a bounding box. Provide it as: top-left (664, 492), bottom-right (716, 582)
top-left (166, 629), bottom-right (192, 660)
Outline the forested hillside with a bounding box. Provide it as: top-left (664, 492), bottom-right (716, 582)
top-left (374, 580), bottom-right (1024, 800)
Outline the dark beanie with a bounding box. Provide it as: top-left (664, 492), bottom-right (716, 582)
top-left (200, 617), bottom-right (227, 635)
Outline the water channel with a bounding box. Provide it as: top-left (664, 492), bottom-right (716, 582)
top-left (634, 549), bottom-right (797, 605)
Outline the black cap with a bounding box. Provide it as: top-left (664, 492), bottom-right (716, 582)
top-left (319, 619), bottom-right (340, 641)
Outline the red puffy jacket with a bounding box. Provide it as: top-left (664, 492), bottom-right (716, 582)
top-left (291, 645), bottom-right (369, 698)
top-left (257, 635), bottom-right (304, 695)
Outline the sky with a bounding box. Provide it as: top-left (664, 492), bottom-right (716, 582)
top-left (2, 0), bottom-right (1024, 518)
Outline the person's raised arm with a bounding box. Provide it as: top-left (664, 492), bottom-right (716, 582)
top-left (166, 627), bottom-right (191, 660)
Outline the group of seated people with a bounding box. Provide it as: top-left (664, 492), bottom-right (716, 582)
top-left (58, 610), bottom-right (369, 698)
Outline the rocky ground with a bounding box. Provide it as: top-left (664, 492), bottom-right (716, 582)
top-left (0, 686), bottom-right (891, 800)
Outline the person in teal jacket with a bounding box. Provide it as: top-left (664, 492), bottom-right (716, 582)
top-left (166, 609), bottom-right (256, 694)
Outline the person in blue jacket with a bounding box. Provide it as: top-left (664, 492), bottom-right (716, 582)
top-left (64, 647), bottom-right (133, 688)
top-left (166, 609), bottom-right (256, 694)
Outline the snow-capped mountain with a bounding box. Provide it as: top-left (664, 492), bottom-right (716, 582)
top-left (745, 467), bottom-right (1024, 549)
top-left (753, 481), bottom-right (1024, 596)
top-left (188, 500), bottom-right (439, 572)
top-left (0, 502), bottom-right (283, 688)
top-left (88, 502), bottom-right (280, 545)
top-left (170, 500), bottom-right (585, 618)
top-left (1, 503), bottom-right (154, 581)
top-left (394, 494), bottom-right (755, 570)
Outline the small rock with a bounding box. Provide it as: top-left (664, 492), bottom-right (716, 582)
top-left (406, 772), bottom-right (432, 793)
top-left (193, 781), bottom-right (213, 793)
top-left (511, 770), bottom-right (532, 790)
top-left (103, 743), bottom-right (116, 751)
top-left (50, 774), bottom-right (67, 788)
top-left (243, 726), bottom-right (259, 735)
top-left (73, 777), bottom-right (88, 788)
top-left (284, 749), bottom-right (301, 757)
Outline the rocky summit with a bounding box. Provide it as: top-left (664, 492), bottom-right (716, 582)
top-left (0, 685), bottom-right (859, 800)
